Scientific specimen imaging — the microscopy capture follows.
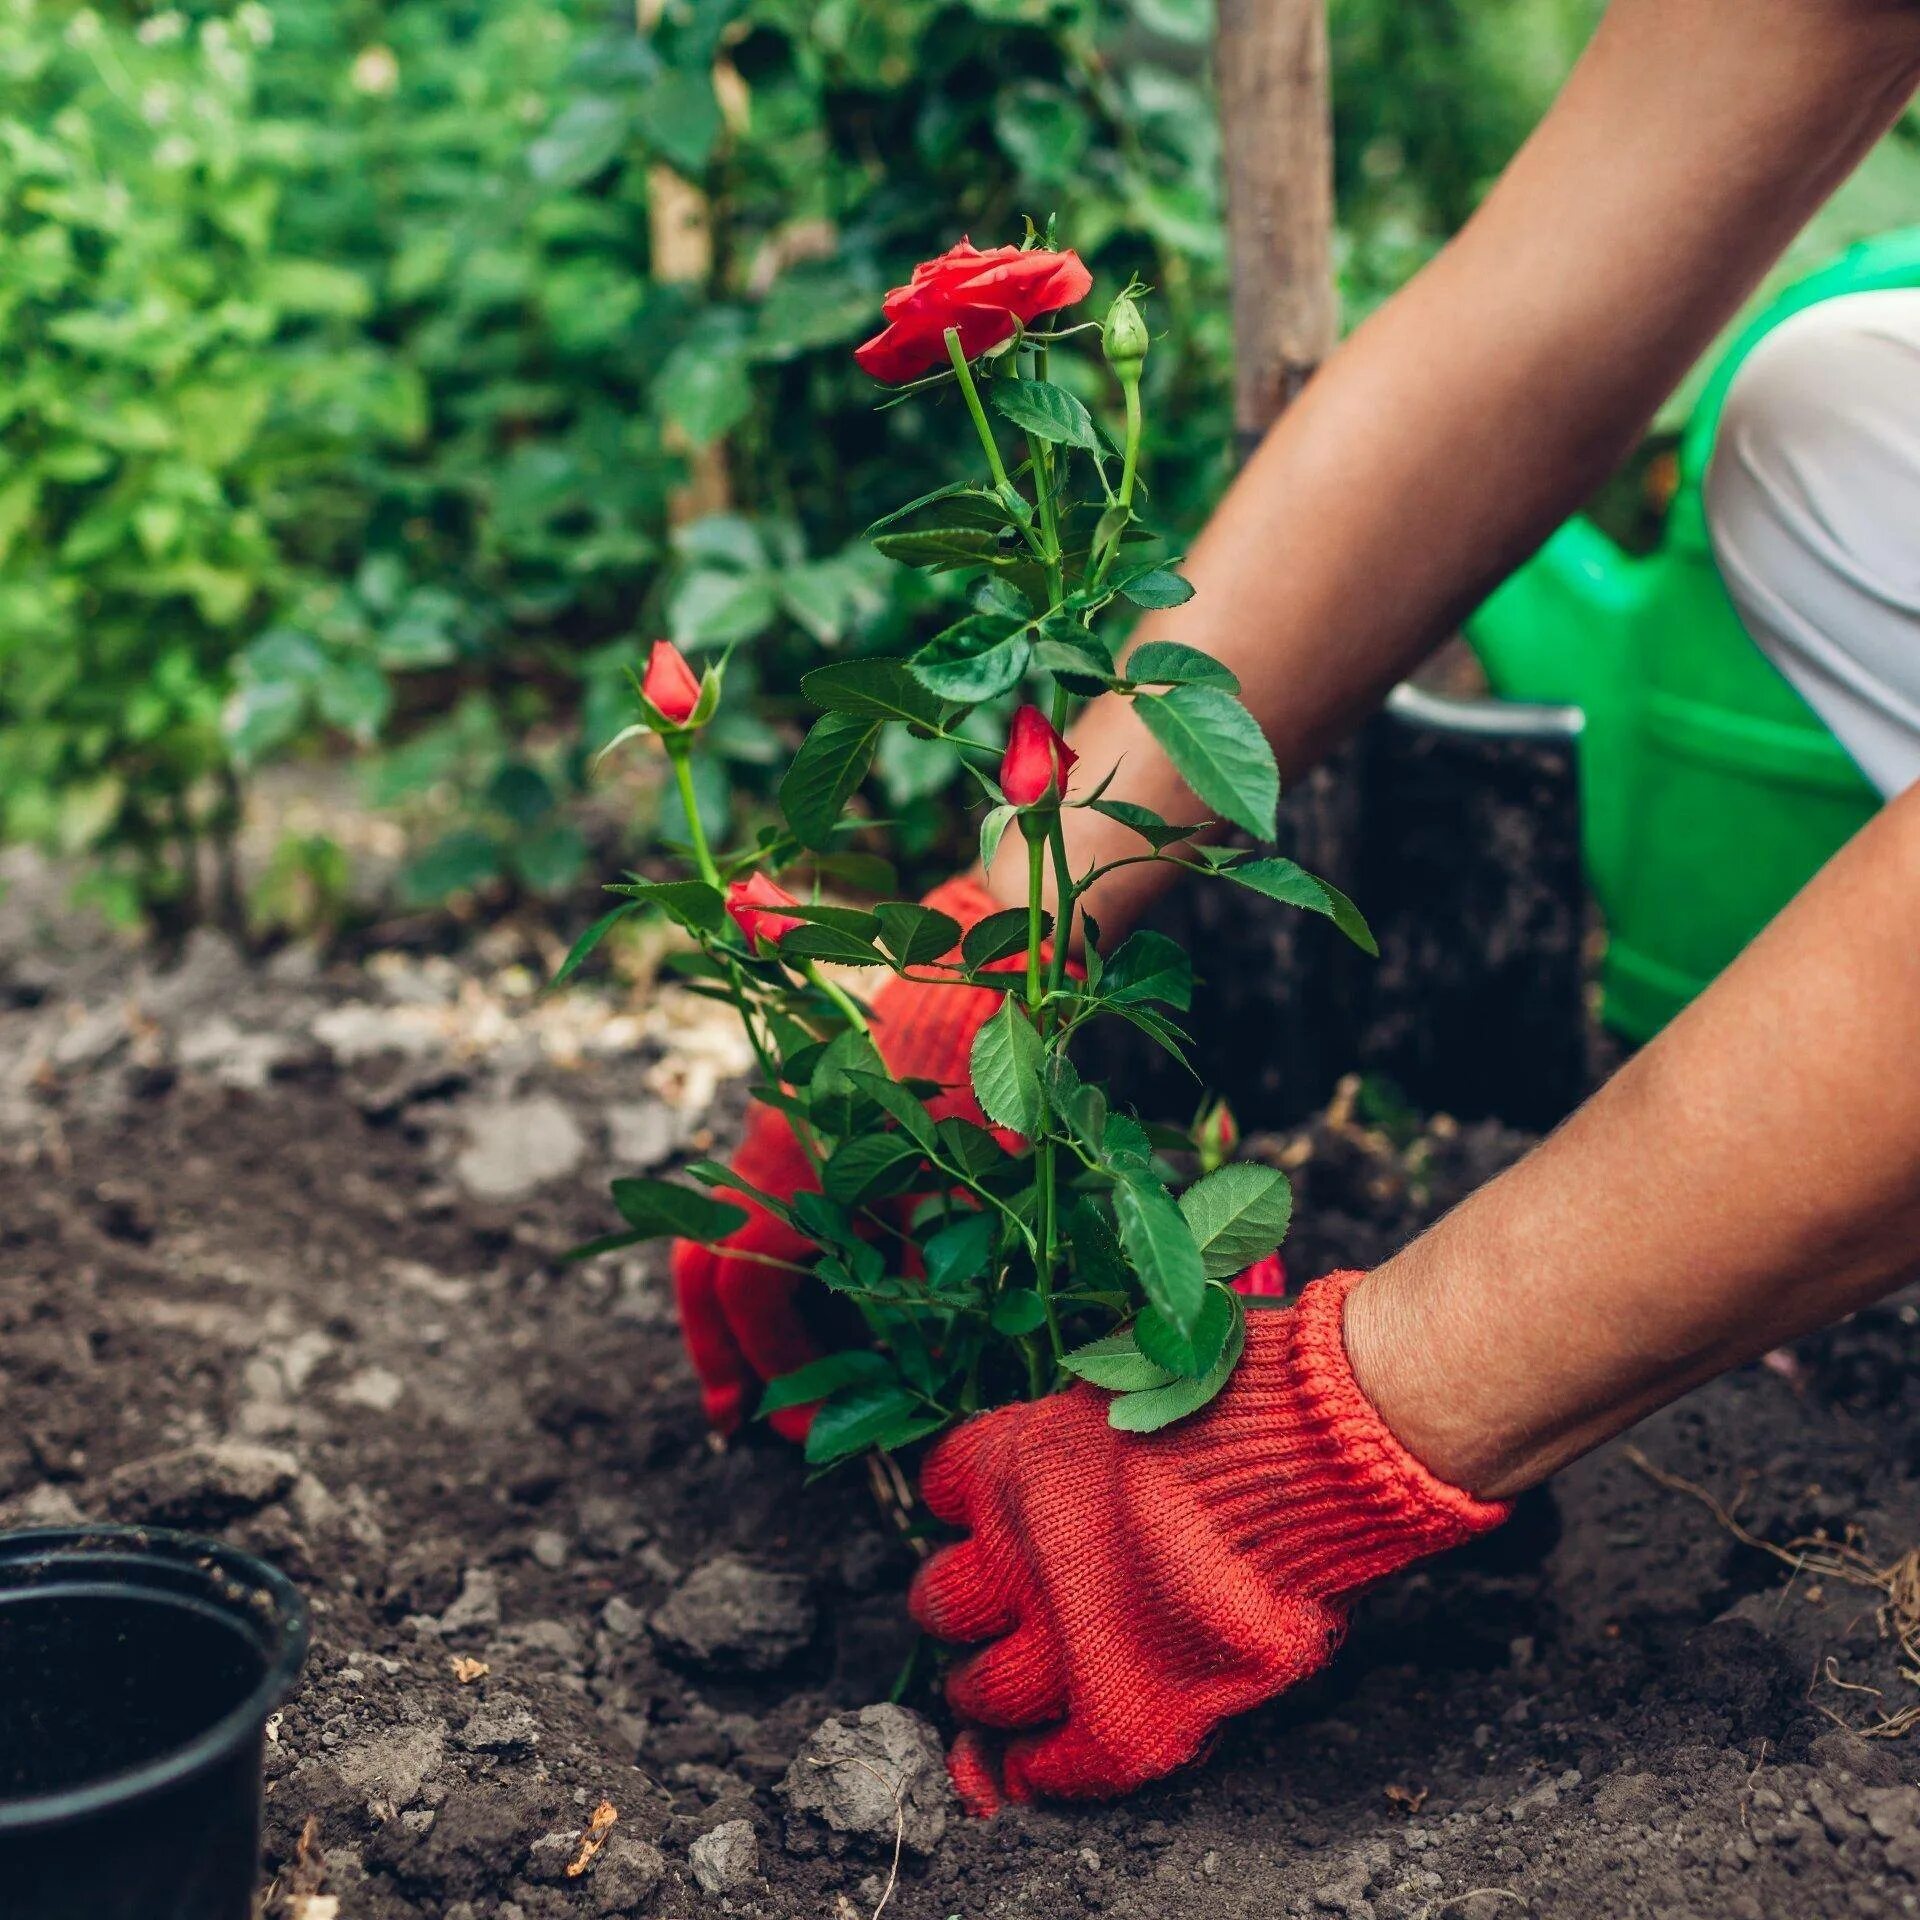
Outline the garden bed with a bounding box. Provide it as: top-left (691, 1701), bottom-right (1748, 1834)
top-left (4, 904), bottom-right (1920, 1918)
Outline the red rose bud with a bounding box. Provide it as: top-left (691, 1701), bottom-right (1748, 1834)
top-left (854, 239), bottom-right (1093, 385)
top-left (1000, 706), bottom-right (1077, 807)
top-left (1196, 1097), bottom-right (1239, 1171)
top-left (642, 640), bottom-right (702, 726)
top-left (726, 872), bottom-right (805, 949)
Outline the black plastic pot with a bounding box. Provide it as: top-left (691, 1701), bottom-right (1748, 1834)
top-left (0, 1527), bottom-right (308, 1920)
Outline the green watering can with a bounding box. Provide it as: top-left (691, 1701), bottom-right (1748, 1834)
top-left (1456, 228), bottom-right (1920, 1043)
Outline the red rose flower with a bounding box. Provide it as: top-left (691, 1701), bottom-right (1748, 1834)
top-left (854, 239), bottom-right (1093, 385)
top-left (1233, 1252), bottom-right (1288, 1300)
top-left (1000, 706), bottom-right (1077, 807)
top-left (642, 639), bottom-right (702, 726)
top-left (727, 872), bottom-right (805, 948)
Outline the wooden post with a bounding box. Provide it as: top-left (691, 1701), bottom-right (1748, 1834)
top-left (1216, 0), bottom-right (1337, 451)
top-left (638, 0), bottom-right (733, 524)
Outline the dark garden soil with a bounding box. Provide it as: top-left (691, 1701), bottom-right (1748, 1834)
top-left (6, 900), bottom-right (1920, 1919)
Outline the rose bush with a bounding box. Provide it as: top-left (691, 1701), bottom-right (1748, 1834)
top-left (566, 233), bottom-right (1376, 1467)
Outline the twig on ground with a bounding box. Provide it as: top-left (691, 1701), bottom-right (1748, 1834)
top-left (810, 1755), bottom-right (906, 1920)
top-left (1625, 1444), bottom-right (1920, 1737)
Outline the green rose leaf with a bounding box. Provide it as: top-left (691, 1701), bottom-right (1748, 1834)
top-left (1178, 1163), bottom-right (1295, 1279)
top-left (1133, 1284), bottom-right (1237, 1380)
top-left (759, 1350), bottom-right (895, 1417)
top-left (909, 614), bottom-right (1032, 703)
top-left (780, 710), bottom-right (879, 849)
top-left (1125, 640), bottom-right (1237, 691)
top-left (1218, 856), bottom-right (1379, 955)
top-left (989, 377), bottom-right (1099, 450)
top-left (1136, 684), bottom-right (1279, 841)
top-left (552, 902), bottom-right (637, 988)
top-left (1113, 1171), bottom-right (1207, 1335)
top-left (1107, 1301), bottom-right (1245, 1433)
top-left (608, 1177), bottom-right (748, 1244)
top-left (801, 658), bottom-right (946, 730)
top-left (969, 996), bottom-right (1046, 1136)
top-left (875, 902), bottom-right (963, 968)
top-left (1098, 929), bottom-right (1192, 1012)
top-left (1116, 565), bottom-right (1196, 610)
top-left (1062, 1326), bottom-right (1179, 1392)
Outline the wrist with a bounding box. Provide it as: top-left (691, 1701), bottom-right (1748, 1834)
top-left (1189, 1273), bottom-right (1509, 1598)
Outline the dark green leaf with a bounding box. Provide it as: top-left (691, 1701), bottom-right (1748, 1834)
top-left (845, 1072), bottom-right (940, 1152)
top-left (610, 1177), bottom-right (748, 1244)
top-left (871, 526), bottom-right (1008, 570)
top-left (759, 1350), bottom-right (893, 1417)
top-left (969, 997), bottom-right (1046, 1136)
top-left (805, 1379), bottom-right (928, 1466)
top-left (822, 1134), bottom-right (925, 1204)
top-left (1107, 1302), bottom-right (1245, 1432)
top-left (876, 903), bottom-right (962, 968)
top-left (1068, 1198), bottom-right (1130, 1293)
top-left (1099, 929), bottom-right (1192, 1011)
top-left (780, 711), bottom-right (879, 849)
top-left (1126, 641), bottom-right (1237, 690)
top-left (963, 907), bottom-right (1043, 970)
top-left (552, 903), bottom-right (637, 988)
top-left (1086, 798), bottom-right (1202, 849)
top-left (990, 378), bottom-right (1099, 450)
top-left (1117, 565), bottom-right (1195, 610)
top-left (802, 658), bottom-right (946, 730)
top-left (603, 877), bottom-right (728, 937)
top-left (777, 923), bottom-right (890, 967)
top-left (1136, 685), bottom-right (1279, 841)
top-left (1061, 1327), bottom-right (1179, 1392)
top-left (1178, 1164), bottom-right (1295, 1279)
top-left (990, 1288), bottom-right (1049, 1336)
top-left (924, 1210), bottom-right (997, 1292)
top-left (979, 804), bottom-right (1017, 877)
top-left (909, 615), bottom-right (1031, 704)
top-left (1113, 1171), bottom-right (1208, 1335)
top-left (1219, 857), bottom-right (1378, 955)
top-left (1134, 1285), bottom-right (1236, 1379)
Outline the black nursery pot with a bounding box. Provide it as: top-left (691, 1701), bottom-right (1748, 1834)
top-left (0, 1527), bottom-right (308, 1920)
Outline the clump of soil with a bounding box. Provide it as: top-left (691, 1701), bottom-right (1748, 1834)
top-left (5, 919), bottom-right (1920, 1918)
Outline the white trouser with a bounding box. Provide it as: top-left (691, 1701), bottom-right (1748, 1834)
top-left (1706, 287), bottom-right (1920, 798)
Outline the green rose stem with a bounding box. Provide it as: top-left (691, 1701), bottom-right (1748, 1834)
top-left (804, 961), bottom-right (871, 1036)
top-left (945, 327), bottom-right (1014, 494)
top-left (665, 735), bottom-right (721, 889)
top-left (1021, 810), bottom-right (1067, 1371)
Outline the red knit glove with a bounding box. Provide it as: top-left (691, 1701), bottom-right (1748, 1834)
top-left (909, 1269), bottom-right (1508, 1812)
top-left (672, 877), bottom-right (1014, 1440)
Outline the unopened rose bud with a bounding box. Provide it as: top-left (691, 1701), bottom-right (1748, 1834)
top-left (641, 640), bottom-right (702, 727)
top-left (1196, 1097), bottom-right (1239, 1173)
top-left (1102, 291), bottom-right (1149, 377)
top-left (725, 872), bottom-right (805, 949)
top-left (1000, 706), bottom-right (1077, 808)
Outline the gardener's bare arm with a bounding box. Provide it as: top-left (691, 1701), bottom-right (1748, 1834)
top-left (983, 0), bottom-right (1920, 929)
top-left (1344, 779), bottom-right (1920, 1500)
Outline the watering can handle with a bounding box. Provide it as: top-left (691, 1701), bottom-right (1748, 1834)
top-left (1385, 680), bottom-right (1583, 744)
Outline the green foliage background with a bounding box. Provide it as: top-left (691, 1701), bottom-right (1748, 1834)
top-left (7, 0), bottom-right (1911, 926)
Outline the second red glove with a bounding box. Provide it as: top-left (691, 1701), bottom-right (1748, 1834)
top-left (910, 1268), bottom-right (1509, 1811)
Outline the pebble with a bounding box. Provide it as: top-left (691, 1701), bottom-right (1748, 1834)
top-left (690, 1818), bottom-right (760, 1895)
top-left (454, 1095), bottom-right (587, 1201)
top-left (778, 1705), bottom-right (953, 1856)
top-left (649, 1555), bottom-right (816, 1675)
top-left (102, 1440), bottom-right (299, 1527)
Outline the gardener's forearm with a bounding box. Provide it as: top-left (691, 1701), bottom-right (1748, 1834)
top-left (981, 0), bottom-right (1920, 932)
top-left (1344, 780), bottom-right (1920, 1502)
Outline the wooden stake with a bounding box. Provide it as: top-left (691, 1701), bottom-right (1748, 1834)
top-left (638, 0), bottom-right (732, 522)
top-left (1216, 0), bottom-right (1336, 452)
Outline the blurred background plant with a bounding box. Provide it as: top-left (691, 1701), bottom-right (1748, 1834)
top-left (7, 0), bottom-right (1916, 938)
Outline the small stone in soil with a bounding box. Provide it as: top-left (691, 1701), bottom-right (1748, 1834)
top-left (438, 1568), bottom-right (503, 1636)
top-left (102, 1439), bottom-right (299, 1527)
top-left (454, 1095), bottom-right (587, 1201)
top-left (648, 1554), bottom-right (816, 1675)
top-left (778, 1705), bottom-right (953, 1857)
top-left (689, 1818), bottom-right (759, 1896)
top-left (456, 1694), bottom-right (540, 1754)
